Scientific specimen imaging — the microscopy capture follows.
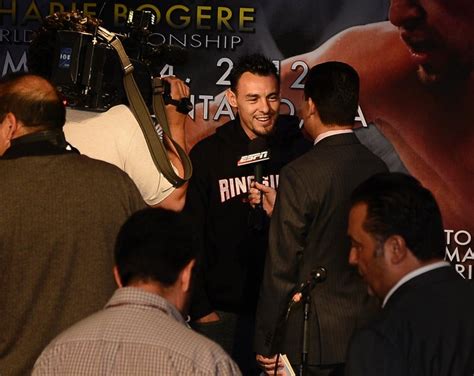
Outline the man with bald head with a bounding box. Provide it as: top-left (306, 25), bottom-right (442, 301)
top-left (0, 73), bottom-right (145, 375)
top-left (0, 74), bottom-right (67, 156)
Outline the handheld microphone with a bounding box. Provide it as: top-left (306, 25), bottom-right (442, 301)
top-left (237, 137), bottom-right (270, 184)
top-left (238, 137), bottom-right (270, 230)
top-left (292, 267), bottom-right (327, 303)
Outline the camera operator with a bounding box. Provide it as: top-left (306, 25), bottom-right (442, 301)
top-left (27, 11), bottom-right (190, 211)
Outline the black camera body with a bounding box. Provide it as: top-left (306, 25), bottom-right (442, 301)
top-left (50, 10), bottom-right (191, 114)
top-left (51, 30), bottom-right (125, 111)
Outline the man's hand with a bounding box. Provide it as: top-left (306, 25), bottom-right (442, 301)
top-left (248, 181), bottom-right (277, 217)
top-left (162, 76), bottom-right (190, 128)
top-left (256, 354), bottom-right (285, 375)
top-left (152, 76), bottom-right (190, 212)
top-left (195, 311), bottom-right (220, 324)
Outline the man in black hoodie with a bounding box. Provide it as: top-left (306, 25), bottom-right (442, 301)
top-left (185, 53), bottom-right (310, 374)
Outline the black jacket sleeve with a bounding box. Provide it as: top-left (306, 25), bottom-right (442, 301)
top-left (184, 144), bottom-right (214, 319)
top-left (345, 327), bottom-right (403, 376)
top-left (254, 163), bottom-right (312, 355)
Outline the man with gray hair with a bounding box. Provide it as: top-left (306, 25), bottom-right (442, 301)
top-left (0, 73), bottom-right (145, 375)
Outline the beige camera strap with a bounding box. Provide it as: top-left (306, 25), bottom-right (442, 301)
top-left (151, 77), bottom-right (192, 184)
top-left (98, 27), bottom-right (192, 187)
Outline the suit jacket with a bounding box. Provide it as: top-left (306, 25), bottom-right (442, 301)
top-left (345, 266), bottom-right (474, 376)
top-left (254, 133), bottom-right (388, 366)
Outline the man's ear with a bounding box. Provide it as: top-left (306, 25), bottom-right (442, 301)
top-left (226, 88), bottom-right (238, 108)
top-left (307, 98), bottom-right (317, 117)
top-left (385, 235), bottom-right (407, 265)
top-left (180, 259), bottom-right (196, 293)
top-left (0, 113), bottom-right (18, 155)
top-left (3, 112), bottom-right (18, 140)
top-left (113, 266), bottom-right (123, 288)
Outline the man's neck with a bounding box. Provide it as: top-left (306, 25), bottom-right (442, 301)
top-left (128, 281), bottom-right (183, 313)
top-left (382, 259), bottom-right (449, 307)
top-left (310, 121), bottom-right (352, 140)
top-left (313, 126), bottom-right (354, 145)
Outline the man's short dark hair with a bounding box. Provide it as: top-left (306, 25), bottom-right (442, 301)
top-left (229, 53), bottom-right (279, 93)
top-left (304, 61), bottom-right (359, 126)
top-left (114, 208), bottom-right (196, 287)
top-left (351, 172), bottom-right (445, 261)
top-left (0, 72), bottom-right (66, 129)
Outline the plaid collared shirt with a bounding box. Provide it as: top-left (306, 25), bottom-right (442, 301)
top-left (33, 287), bottom-right (241, 375)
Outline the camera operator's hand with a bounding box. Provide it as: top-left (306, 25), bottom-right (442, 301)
top-left (161, 76), bottom-right (190, 127)
top-left (157, 76), bottom-right (190, 212)
top-left (160, 76), bottom-right (190, 147)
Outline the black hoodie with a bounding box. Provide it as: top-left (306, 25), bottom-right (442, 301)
top-left (185, 115), bottom-right (311, 318)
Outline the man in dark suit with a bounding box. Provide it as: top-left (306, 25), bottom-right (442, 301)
top-left (254, 61), bottom-right (388, 375)
top-left (345, 172), bottom-right (474, 376)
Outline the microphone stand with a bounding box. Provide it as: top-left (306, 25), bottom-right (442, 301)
top-left (299, 293), bottom-right (311, 376)
top-left (277, 268), bottom-right (326, 376)
top-left (274, 286), bottom-right (313, 376)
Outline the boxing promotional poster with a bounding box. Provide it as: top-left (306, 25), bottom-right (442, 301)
top-left (1, 0), bottom-right (472, 277)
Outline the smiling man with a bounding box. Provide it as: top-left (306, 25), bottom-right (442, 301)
top-left (226, 70), bottom-right (280, 139)
top-left (184, 53), bottom-right (310, 375)
top-left (345, 172), bottom-right (474, 376)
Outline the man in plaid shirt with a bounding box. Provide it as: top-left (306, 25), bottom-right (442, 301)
top-left (33, 209), bottom-right (241, 375)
